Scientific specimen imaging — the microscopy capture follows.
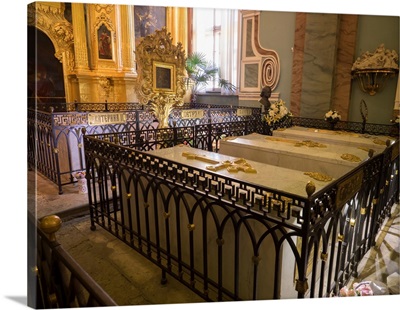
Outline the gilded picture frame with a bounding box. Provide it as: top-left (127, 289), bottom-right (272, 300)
top-left (153, 61), bottom-right (175, 93)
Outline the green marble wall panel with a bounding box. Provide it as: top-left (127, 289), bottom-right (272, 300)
top-left (300, 14), bottom-right (339, 119)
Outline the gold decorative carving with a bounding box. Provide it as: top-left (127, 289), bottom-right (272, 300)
top-left (266, 137), bottom-right (327, 148)
top-left (182, 152), bottom-right (219, 164)
top-left (135, 28), bottom-right (186, 128)
top-left (95, 4), bottom-right (114, 14)
top-left (99, 77), bottom-right (112, 100)
top-left (373, 138), bottom-right (387, 145)
top-left (320, 252), bottom-right (328, 261)
top-left (304, 172), bottom-right (333, 182)
top-left (53, 22), bottom-right (74, 46)
top-left (94, 12), bottom-right (115, 32)
top-left (147, 94), bottom-right (183, 128)
top-left (336, 169), bottom-right (363, 209)
top-left (295, 140), bottom-right (327, 148)
top-left (182, 152), bottom-right (257, 174)
top-left (28, 3), bottom-right (75, 73)
top-left (340, 153), bottom-right (362, 162)
top-left (306, 128), bottom-right (361, 137)
top-left (295, 279), bottom-right (309, 294)
top-left (358, 146), bottom-right (371, 152)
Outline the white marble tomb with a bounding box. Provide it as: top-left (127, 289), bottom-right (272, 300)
top-left (118, 145), bottom-right (335, 299)
top-left (218, 132), bottom-right (372, 179)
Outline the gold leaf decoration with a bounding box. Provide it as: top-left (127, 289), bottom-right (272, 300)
top-left (341, 153), bottom-right (362, 162)
top-left (304, 172), bottom-right (333, 182)
top-left (373, 138), bottom-right (386, 145)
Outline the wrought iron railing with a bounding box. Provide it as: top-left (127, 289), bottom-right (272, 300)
top-left (82, 132), bottom-right (398, 301)
top-left (28, 104), bottom-right (396, 194)
top-left (28, 212), bottom-right (118, 308)
top-left (290, 116), bottom-right (398, 137)
top-left (27, 105), bottom-right (262, 193)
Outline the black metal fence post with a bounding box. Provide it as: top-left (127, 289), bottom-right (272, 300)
top-left (173, 120), bottom-right (178, 146)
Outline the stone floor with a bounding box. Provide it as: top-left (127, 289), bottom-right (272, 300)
top-left (27, 169), bottom-right (400, 309)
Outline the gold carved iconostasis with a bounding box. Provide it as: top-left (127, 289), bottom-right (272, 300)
top-left (28, 2), bottom-right (188, 105)
top-left (135, 27), bottom-right (187, 128)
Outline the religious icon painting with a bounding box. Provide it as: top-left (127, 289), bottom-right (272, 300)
top-left (153, 61), bottom-right (175, 93)
top-left (98, 24), bottom-right (113, 60)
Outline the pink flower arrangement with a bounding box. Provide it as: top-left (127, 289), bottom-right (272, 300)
top-left (339, 281), bottom-right (376, 297)
top-left (74, 171), bottom-right (86, 179)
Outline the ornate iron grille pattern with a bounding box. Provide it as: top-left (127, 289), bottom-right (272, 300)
top-left (170, 106), bottom-right (260, 127)
top-left (304, 153), bottom-right (384, 297)
top-left (28, 109), bottom-right (58, 183)
top-left (29, 109), bottom-right (173, 193)
top-left (28, 106), bottom-right (397, 196)
top-left (87, 120), bottom-right (256, 153)
top-left (84, 138), bottom-right (309, 301)
top-left (29, 212), bottom-right (117, 308)
top-left (372, 140), bottom-right (399, 237)
top-left (83, 134), bottom-right (398, 301)
top-left (291, 117), bottom-right (397, 137)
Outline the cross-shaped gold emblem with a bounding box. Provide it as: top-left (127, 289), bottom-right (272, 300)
top-left (182, 152), bottom-right (257, 173)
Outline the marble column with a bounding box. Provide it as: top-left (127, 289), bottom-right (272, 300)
top-left (300, 13), bottom-right (339, 119)
top-left (331, 15), bottom-right (358, 121)
top-left (291, 13), bottom-right (358, 120)
top-left (290, 13), bottom-right (307, 117)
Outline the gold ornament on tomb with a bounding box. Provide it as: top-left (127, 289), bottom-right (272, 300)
top-left (304, 172), bottom-right (333, 182)
top-left (373, 138), bottom-right (387, 145)
top-left (266, 136), bottom-right (326, 148)
top-left (182, 152), bottom-right (257, 173)
top-left (294, 140), bottom-right (327, 148)
top-left (341, 153), bottom-right (362, 162)
top-left (358, 146), bottom-right (371, 152)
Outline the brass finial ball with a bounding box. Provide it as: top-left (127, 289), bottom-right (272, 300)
top-left (40, 215), bottom-right (62, 241)
top-left (306, 181), bottom-right (316, 197)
